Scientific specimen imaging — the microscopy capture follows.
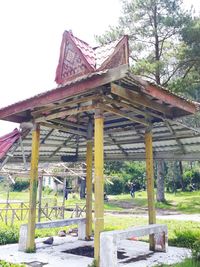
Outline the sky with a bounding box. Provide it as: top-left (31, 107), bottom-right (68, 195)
top-left (0, 0), bottom-right (199, 135)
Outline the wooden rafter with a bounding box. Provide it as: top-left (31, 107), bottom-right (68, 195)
top-left (40, 122), bottom-right (87, 137)
top-left (111, 83), bottom-right (170, 116)
top-left (50, 134), bottom-right (75, 158)
top-left (165, 121), bottom-right (186, 153)
top-left (107, 134), bottom-right (128, 156)
top-left (35, 104), bottom-right (96, 123)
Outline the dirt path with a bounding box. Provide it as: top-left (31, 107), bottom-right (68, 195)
top-left (107, 199), bottom-right (200, 222)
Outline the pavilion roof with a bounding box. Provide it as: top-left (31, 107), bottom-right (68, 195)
top-left (0, 32), bottom-right (200, 163)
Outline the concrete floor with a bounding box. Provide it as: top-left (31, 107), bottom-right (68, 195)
top-left (0, 236), bottom-right (191, 267)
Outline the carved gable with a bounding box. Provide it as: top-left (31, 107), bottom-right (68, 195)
top-left (55, 31), bottom-right (129, 85)
top-left (55, 31), bottom-right (94, 84)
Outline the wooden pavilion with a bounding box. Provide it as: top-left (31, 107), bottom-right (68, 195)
top-left (0, 31), bottom-right (200, 266)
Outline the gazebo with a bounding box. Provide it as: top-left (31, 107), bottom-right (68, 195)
top-left (0, 31), bottom-right (199, 266)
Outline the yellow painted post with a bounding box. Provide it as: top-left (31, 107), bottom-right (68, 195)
top-left (26, 123), bottom-right (40, 252)
top-left (145, 127), bottom-right (156, 251)
top-left (86, 120), bottom-right (93, 240)
top-left (94, 110), bottom-right (104, 266)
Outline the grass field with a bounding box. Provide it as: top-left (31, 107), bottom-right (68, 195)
top-left (1, 190), bottom-right (200, 214)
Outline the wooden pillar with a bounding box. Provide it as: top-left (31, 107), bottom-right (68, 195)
top-left (145, 127), bottom-right (156, 251)
top-left (86, 120), bottom-right (93, 240)
top-left (26, 123), bottom-right (40, 252)
top-left (94, 110), bottom-right (104, 266)
top-left (38, 176), bottom-right (43, 222)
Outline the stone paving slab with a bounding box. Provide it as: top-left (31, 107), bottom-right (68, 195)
top-left (0, 236), bottom-right (191, 267)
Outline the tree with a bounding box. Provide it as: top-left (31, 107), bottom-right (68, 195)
top-left (96, 0), bottom-right (193, 202)
top-left (96, 0), bottom-right (191, 86)
top-left (169, 18), bottom-right (200, 101)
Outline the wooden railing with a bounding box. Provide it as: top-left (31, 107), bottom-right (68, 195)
top-left (0, 201), bottom-right (86, 225)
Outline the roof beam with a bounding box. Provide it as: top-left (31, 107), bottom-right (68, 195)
top-left (0, 64), bottom-right (128, 121)
top-left (142, 84), bottom-right (197, 114)
top-left (111, 83), bottom-right (170, 116)
top-left (40, 122), bottom-right (87, 137)
top-left (35, 104), bottom-right (96, 123)
top-left (32, 94), bottom-right (100, 117)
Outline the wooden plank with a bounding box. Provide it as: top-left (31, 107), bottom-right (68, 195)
top-left (32, 94), bottom-right (100, 117)
top-left (35, 104), bottom-right (96, 123)
top-left (52, 119), bottom-right (87, 131)
top-left (111, 83), bottom-right (170, 115)
top-left (0, 64), bottom-right (128, 121)
top-left (26, 124), bottom-right (40, 252)
top-left (40, 121), bottom-right (87, 137)
top-left (144, 84), bottom-right (197, 114)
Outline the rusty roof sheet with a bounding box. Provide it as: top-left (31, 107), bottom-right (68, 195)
top-left (0, 128), bottom-right (20, 160)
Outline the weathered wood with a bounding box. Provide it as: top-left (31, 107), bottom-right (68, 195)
top-left (32, 94), bottom-right (100, 117)
top-left (143, 84), bottom-right (197, 114)
top-left (145, 127), bottom-right (156, 251)
top-left (0, 64), bottom-right (128, 121)
top-left (27, 124), bottom-right (40, 252)
top-left (40, 122), bottom-right (87, 137)
top-left (111, 83), bottom-right (170, 115)
top-left (94, 110), bottom-right (104, 265)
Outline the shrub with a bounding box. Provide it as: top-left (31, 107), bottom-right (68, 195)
top-left (11, 180), bottom-right (29, 192)
top-left (192, 238), bottom-right (200, 261)
top-left (0, 261), bottom-right (26, 267)
top-left (0, 226), bottom-right (19, 245)
top-left (170, 229), bottom-right (200, 248)
top-left (105, 176), bottom-right (125, 195)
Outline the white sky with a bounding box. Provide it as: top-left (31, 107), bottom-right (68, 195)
top-left (0, 0), bottom-right (199, 135)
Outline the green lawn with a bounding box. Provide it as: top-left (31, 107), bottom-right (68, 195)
top-left (0, 190), bottom-right (200, 214)
top-left (107, 190), bottom-right (200, 214)
top-left (156, 258), bottom-right (199, 267)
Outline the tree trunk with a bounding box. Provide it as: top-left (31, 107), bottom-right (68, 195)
top-left (156, 160), bottom-right (165, 202)
top-left (179, 161), bottom-right (184, 191)
top-left (153, 3), bottom-right (161, 85)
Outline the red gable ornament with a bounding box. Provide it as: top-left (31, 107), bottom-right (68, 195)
top-left (55, 31), bottom-right (129, 85)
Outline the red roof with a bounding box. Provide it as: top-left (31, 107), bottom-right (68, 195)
top-left (55, 31), bottom-right (129, 84)
top-left (0, 128), bottom-right (20, 160)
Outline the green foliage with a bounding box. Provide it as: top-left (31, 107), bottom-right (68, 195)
top-left (96, 0), bottom-right (192, 85)
top-left (156, 258), bottom-right (199, 266)
top-left (183, 169), bottom-right (200, 191)
top-left (43, 186), bottom-right (53, 195)
top-left (87, 259), bottom-right (97, 267)
top-left (11, 180), bottom-right (29, 192)
top-left (0, 261), bottom-right (26, 267)
top-left (0, 225), bottom-right (19, 245)
top-left (170, 229), bottom-right (200, 248)
top-left (105, 161), bottom-right (145, 195)
top-left (105, 176), bottom-right (125, 195)
top-left (192, 238), bottom-right (200, 261)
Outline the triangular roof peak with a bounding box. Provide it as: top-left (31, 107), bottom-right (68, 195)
top-left (55, 30), bottom-right (129, 84)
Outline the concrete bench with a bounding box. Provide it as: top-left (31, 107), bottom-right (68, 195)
top-left (100, 224), bottom-right (168, 267)
top-left (19, 217), bottom-right (86, 251)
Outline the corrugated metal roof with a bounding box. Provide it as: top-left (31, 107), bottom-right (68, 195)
top-left (0, 128), bottom-right (20, 160)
